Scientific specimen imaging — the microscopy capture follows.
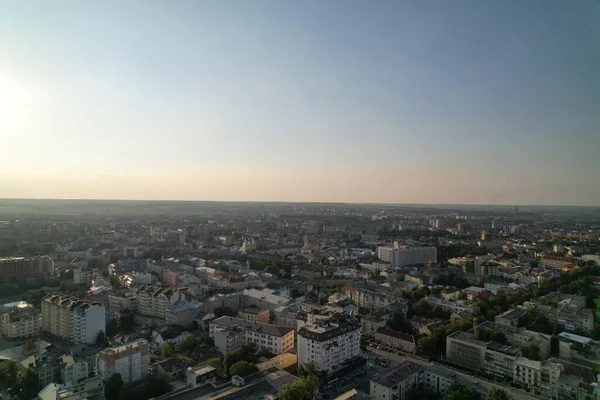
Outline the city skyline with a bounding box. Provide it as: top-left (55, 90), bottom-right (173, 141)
top-left (1, 1), bottom-right (599, 206)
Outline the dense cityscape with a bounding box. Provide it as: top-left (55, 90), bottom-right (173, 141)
top-left (0, 200), bottom-right (599, 400)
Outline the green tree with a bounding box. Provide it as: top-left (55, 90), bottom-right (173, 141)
top-left (298, 363), bottom-right (317, 379)
top-left (264, 266), bottom-right (279, 275)
top-left (443, 383), bottom-right (481, 400)
top-left (119, 311), bottom-right (134, 332)
top-left (178, 334), bottom-right (198, 353)
top-left (223, 350), bottom-right (243, 374)
top-left (161, 342), bottom-right (174, 358)
top-left (521, 344), bottom-right (541, 361)
top-left (229, 361), bottom-right (259, 377)
top-left (277, 379), bottom-right (313, 400)
top-left (106, 373), bottom-right (125, 400)
top-left (117, 387), bottom-right (131, 400)
top-left (139, 374), bottom-right (173, 399)
top-left (0, 360), bottom-right (19, 381)
top-left (206, 357), bottom-right (223, 375)
top-left (406, 388), bottom-right (439, 400)
top-left (106, 318), bottom-right (119, 336)
top-left (97, 331), bottom-right (106, 346)
top-left (486, 387), bottom-right (509, 400)
top-left (17, 367), bottom-right (39, 400)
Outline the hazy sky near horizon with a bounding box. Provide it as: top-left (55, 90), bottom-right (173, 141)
top-left (1, 1), bottom-right (599, 205)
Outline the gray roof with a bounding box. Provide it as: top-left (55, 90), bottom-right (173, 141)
top-left (211, 316), bottom-right (293, 337)
top-left (372, 361), bottom-right (422, 387)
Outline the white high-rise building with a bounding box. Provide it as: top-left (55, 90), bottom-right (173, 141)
top-left (297, 316), bottom-right (361, 373)
top-left (97, 339), bottom-right (150, 384)
top-left (377, 245), bottom-right (437, 267)
top-left (41, 294), bottom-right (105, 344)
top-left (71, 303), bottom-right (105, 345)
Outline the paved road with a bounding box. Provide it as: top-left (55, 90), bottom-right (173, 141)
top-left (367, 346), bottom-right (429, 365)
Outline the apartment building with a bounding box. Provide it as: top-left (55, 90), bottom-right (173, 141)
top-left (210, 316), bottom-right (294, 356)
top-left (134, 285), bottom-right (187, 325)
top-left (97, 339), bottom-right (149, 384)
top-left (73, 267), bottom-right (92, 286)
top-left (212, 325), bottom-right (245, 355)
top-left (522, 292), bottom-right (595, 332)
top-left (422, 364), bottom-right (489, 398)
top-left (373, 328), bottom-right (416, 354)
top-left (165, 300), bottom-right (199, 328)
top-left (478, 321), bottom-right (551, 359)
top-left (360, 314), bottom-right (388, 336)
top-left (344, 285), bottom-right (409, 314)
top-left (0, 256), bottom-right (54, 283)
top-left (445, 331), bottom-right (488, 371)
top-left (242, 288), bottom-right (291, 310)
top-left (0, 301), bottom-right (41, 339)
top-left (58, 355), bottom-right (89, 385)
top-left (201, 292), bottom-right (242, 314)
top-left (377, 245), bottom-right (437, 267)
top-left (273, 304), bottom-right (301, 331)
top-left (107, 293), bottom-right (137, 313)
top-left (446, 331), bottom-right (524, 379)
top-left (370, 362), bottom-right (422, 400)
top-left (238, 305), bottom-right (270, 324)
top-left (298, 316), bottom-right (361, 373)
top-left (423, 296), bottom-right (476, 314)
top-left (38, 376), bottom-right (105, 400)
top-left (513, 357), bottom-right (562, 394)
top-left (41, 294), bottom-right (105, 344)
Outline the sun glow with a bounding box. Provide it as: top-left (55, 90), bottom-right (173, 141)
top-left (0, 73), bottom-right (27, 124)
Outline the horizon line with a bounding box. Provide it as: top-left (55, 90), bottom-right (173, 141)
top-left (0, 197), bottom-right (598, 208)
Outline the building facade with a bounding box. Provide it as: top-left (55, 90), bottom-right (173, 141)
top-left (209, 316), bottom-right (294, 356)
top-left (41, 294), bottom-right (105, 344)
top-left (374, 328), bottom-right (416, 354)
top-left (97, 339), bottom-right (150, 384)
top-left (370, 362), bottom-right (422, 400)
top-left (0, 256), bottom-right (54, 283)
top-left (0, 301), bottom-right (41, 339)
top-left (377, 246), bottom-right (437, 267)
top-left (297, 316), bottom-right (361, 373)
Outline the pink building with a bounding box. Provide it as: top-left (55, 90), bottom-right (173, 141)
top-left (162, 269), bottom-right (179, 286)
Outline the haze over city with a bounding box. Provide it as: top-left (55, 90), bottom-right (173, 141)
top-left (1, 1), bottom-right (599, 205)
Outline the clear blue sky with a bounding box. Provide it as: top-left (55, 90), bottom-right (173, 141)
top-left (1, 1), bottom-right (599, 205)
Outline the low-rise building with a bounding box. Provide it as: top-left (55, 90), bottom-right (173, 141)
top-left (360, 314), bottom-right (387, 336)
top-left (38, 376), bottom-right (104, 400)
top-left (186, 365), bottom-right (217, 388)
top-left (238, 305), bottom-right (270, 324)
top-left (374, 328), bottom-right (416, 354)
top-left (210, 316), bottom-right (294, 356)
top-left (242, 288), bottom-right (291, 310)
top-left (256, 352), bottom-right (298, 372)
top-left (521, 292), bottom-right (595, 332)
top-left (0, 302), bottom-right (41, 339)
top-left (370, 361), bottom-right (422, 400)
